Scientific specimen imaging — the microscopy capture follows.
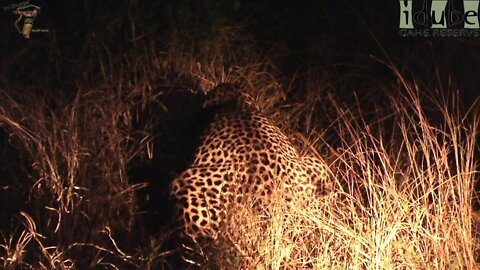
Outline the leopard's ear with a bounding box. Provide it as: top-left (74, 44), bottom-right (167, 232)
top-left (201, 82), bottom-right (244, 109)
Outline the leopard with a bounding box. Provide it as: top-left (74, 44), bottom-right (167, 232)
top-left (169, 82), bottom-right (331, 259)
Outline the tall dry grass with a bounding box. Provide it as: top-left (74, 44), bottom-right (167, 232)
top-left (0, 30), bottom-right (285, 269)
top-left (0, 29), bottom-right (478, 269)
top-left (201, 70), bottom-right (479, 269)
top-left (0, 75), bottom-right (162, 268)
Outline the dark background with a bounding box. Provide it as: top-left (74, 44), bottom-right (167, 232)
top-left (0, 0), bottom-right (478, 102)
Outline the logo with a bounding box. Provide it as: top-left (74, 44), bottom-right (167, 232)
top-left (3, 1), bottom-right (49, 39)
top-left (399, 0), bottom-right (480, 37)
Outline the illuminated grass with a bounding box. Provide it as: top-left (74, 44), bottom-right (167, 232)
top-left (203, 72), bottom-right (479, 269)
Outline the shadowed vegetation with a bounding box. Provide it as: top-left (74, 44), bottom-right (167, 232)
top-left (0, 1), bottom-right (479, 269)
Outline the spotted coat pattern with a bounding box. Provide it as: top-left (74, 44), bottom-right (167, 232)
top-left (170, 84), bottom-right (330, 245)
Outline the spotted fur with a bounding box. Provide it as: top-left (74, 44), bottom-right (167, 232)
top-left (170, 83), bottom-right (330, 248)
